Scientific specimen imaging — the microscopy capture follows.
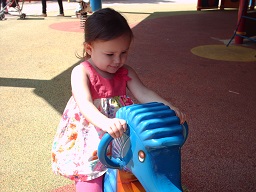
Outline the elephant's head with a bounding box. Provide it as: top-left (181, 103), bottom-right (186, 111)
top-left (98, 102), bottom-right (188, 192)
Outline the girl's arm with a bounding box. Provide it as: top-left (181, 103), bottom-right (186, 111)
top-left (126, 65), bottom-right (186, 124)
top-left (71, 64), bottom-right (127, 138)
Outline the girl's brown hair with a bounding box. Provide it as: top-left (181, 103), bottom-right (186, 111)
top-left (77, 8), bottom-right (133, 59)
top-left (85, 8), bottom-right (133, 43)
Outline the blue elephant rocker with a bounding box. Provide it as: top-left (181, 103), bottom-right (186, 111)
top-left (98, 102), bottom-right (189, 192)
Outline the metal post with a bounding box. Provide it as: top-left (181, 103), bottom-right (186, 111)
top-left (90, 0), bottom-right (102, 12)
top-left (235, 0), bottom-right (249, 44)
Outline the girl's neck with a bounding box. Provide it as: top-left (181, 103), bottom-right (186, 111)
top-left (87, 59), bottom-right (114, 79)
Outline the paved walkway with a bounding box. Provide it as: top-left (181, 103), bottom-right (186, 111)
top-left (1, 0), bottom-right (256, 192)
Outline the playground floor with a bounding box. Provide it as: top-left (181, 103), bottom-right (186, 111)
top-left (1, 0), bottom-right (256, 191)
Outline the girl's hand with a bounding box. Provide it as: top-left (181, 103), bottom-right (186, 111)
top-left (172, 107), bottom-right (186, 124)
top-left (102, 118), bottom-right (127, 139)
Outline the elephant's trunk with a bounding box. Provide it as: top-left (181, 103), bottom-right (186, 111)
top-left (132, 148), bottom-right (183, 192)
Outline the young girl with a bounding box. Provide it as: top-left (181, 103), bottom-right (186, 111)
top-left (51, 8), bottom-right (186, 192)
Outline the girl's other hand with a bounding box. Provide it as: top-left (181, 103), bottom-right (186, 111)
top-left (102, 118), bottom-right (127, 138)
top-left (172, 107), bottom-right (186, 124)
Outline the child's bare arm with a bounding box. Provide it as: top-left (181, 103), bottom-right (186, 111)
top-left (126, 65), bottom-right (186, 124)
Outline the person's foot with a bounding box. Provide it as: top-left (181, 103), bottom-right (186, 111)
top-left (40, 13), bottom-right (47, 17)
top-left (0, 12), bottom-right (6, 20)
top-left (56, 13), bottom-right (64, 16)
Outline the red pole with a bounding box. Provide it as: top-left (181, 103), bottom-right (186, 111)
top-left (197, 0), bottom-right (202, 11)
top-left (235, 0), bottom-right (249, 44)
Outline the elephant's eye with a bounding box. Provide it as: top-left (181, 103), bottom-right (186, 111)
top-left (138, 150), bottom-right (145, 162)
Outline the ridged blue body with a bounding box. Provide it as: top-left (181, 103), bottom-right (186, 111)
top-left (98, 102), bottom-right (188, 192)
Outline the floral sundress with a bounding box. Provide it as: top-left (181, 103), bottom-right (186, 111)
top-left (51, 61), bottom-right (133, 182)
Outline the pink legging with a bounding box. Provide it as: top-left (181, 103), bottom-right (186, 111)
top-left (75, 175), bottom-right (104, 192)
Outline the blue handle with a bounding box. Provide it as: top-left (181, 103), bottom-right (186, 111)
top-left (97, 133), bottom-right (121, 169)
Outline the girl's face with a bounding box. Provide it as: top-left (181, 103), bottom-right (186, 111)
top-left (85, 33), bottom-right (131, 75)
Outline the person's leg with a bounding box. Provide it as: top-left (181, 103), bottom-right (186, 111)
top-left (2, 0), bottom-right (7, 13)
top-left (2, 0), bottom-right (6, 7)
top-left (75, 175), bottom-right (104, 192)
top-left (41, 0), bottom-right (46, 14)
top-left (57, 0), bottom-right (64, 14)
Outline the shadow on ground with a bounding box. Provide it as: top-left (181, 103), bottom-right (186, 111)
top-left (0, 60), bottom-right (81, 114)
